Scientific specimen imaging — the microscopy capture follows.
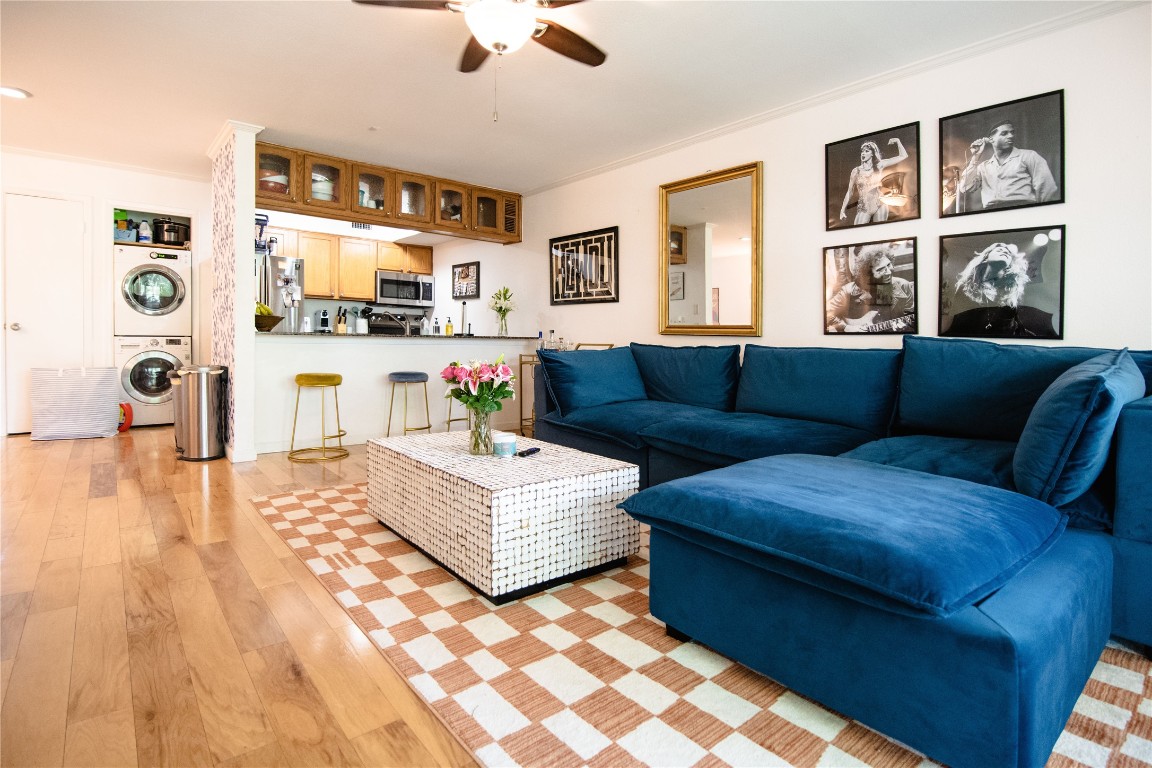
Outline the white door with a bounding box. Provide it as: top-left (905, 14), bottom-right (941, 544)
top-left (3, 193), bottom-right (87, 433)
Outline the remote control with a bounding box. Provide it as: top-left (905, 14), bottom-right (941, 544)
top-left (516, 447), bottom-right (541, 457)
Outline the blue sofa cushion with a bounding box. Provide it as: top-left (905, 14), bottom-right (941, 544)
top-left (735, 346), bottom-right (900, 435)
top-left (629, 343), bottom-right (740, 411)
top-left (841, 435), bottom-right (1017, 490)
top-left (536, 347), bottom-right (648, 417)
top-left (896, 337), bottom-right (1147, 442)
top-left (539, 400), bottom-right (717, 450)
top-left (640, 411), bottom-right (876, 466)
top-left (1014, 349), bottom-right (1145, 506)
top-left (620, 454), bottom-right (1067, 618)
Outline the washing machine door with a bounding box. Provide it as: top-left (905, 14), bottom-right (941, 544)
top-left (121, 264), bottom-right (187, 316)
top-left (121, 350), bottom-right (180, 404)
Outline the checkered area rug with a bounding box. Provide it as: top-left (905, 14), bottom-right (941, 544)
top-left (252, 483), bottom-right (1152, 768)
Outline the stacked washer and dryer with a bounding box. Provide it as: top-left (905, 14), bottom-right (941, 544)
top-left (113, 245), bottom-right (193, 426)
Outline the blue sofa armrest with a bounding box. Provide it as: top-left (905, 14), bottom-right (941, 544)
top-left (533, 363), bottom-right (557, 419)
top-left (1114, 395), bottom-right (1152, 543)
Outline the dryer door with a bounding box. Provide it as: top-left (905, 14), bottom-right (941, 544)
top-left (121, 350), bottom-right (180, 404)
top-left (121, 264), bottom-right (187, 316)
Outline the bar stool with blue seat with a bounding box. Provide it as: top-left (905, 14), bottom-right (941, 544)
top-left (386, 371), bottom-right (432, 437)
top-left (288, 373), bottom-right (349, 463)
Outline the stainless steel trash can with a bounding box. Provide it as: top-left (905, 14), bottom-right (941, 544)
top-left (168, 365), bottom-right (227, 461)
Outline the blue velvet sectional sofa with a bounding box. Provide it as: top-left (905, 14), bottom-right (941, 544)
top-left (533, 336), bottom-right (1152, 768)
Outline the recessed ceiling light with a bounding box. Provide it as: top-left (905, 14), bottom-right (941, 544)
top-left (0, 86), bottom-right (33, 99)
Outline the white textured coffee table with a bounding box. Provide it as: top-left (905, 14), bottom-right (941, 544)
top-left (366, 432), bottom-right (640, 603)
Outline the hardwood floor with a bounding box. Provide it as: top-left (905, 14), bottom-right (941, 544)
top-left (0, 427), bottom-right (477, 768)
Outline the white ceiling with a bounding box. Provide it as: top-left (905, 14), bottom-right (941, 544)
top-left (1, 0), bottom-right (1114, 195)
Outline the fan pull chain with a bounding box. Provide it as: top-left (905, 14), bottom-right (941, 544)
top-left (492, 57), bottom-right (501, 122)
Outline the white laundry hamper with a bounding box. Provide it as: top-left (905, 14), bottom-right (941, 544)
top-left (30, 367), bottom-right (120, 440)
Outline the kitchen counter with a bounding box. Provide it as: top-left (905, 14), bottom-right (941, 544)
top-left (254, 333), bottom-right (539, 455)
top-left (260, 332), bottom-right (537, 340)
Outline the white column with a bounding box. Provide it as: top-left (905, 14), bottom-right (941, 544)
top-left (207, 120), bottom-right (262, 463)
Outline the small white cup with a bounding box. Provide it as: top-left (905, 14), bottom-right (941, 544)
top-left (493, 433), bottom-right (516, 457)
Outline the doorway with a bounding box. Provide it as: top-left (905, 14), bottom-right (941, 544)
top-left (3, 192), bottom-right (88, 433)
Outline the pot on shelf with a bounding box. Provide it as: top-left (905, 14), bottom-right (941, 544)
top-left (152, 218), bottom-right (190, 246)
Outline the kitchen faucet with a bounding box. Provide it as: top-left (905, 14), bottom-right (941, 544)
top-left (380, 311), bottom-right (412, 336)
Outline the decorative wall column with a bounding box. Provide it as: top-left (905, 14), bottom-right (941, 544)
top-left (207, 120), bottom-right (262, 462)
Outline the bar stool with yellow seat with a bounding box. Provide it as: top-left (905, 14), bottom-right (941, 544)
top-left (288, 373), bottom-right (349, 462)
top-left (386, 371), bottom-right (432, 437)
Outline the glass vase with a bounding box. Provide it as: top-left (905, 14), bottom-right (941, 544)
top-left (496, 314), bottom-right (509, 337)
top-left (469, 408), bottom-right (493, 455)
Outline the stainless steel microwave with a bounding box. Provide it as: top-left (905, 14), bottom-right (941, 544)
top-left (375, 270), bottom-right (434, 308)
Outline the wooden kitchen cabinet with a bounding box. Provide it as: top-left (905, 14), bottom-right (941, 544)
top-left (338, 238), bottom-right (377, 300)
top-left (393, 172), bottom-right (433, 225)
top-left (472, 187), bottom-right (521, 240)
top-left (377, 242), bottom-right (406, 272)
top-left (433, 181), bottom-right (469, 232)
top-left (351, 163), bottom-right (395, 219)
top-left (404, 245), bottom-right (433, 275)
top-left (377, 242), bottom-right (432, 275)
top-left (254, 141), bottom-right (523, 244)
top-left (298, 231), bottom-right (338, 298)
top-left (256, 145), bottom-right (303, 206)
top-left (301, 152), bottom-right (350, 212)
top-left (264, 227), bottom-right (298, 257)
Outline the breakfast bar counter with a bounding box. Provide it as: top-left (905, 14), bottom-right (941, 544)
top-left (254, 333), bottom-right (537, 455)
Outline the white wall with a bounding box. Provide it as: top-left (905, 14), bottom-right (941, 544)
top-left (517, 5), bottom-right (1152, 351)
top-left (0, 150), bottom-right (213, 362)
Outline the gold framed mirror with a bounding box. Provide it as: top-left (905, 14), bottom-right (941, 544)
top-left (659, 162), bottom-right (762, 336)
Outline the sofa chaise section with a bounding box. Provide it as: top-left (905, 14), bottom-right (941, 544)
top-left (623, 453), bottom-right (1114, 768)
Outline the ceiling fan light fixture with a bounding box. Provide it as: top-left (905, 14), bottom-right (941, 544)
top-left (464, 0), bottom-right (537, 54)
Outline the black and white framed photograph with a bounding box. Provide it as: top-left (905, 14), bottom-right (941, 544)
top-left (939, 226), bottom-right (1064, 339)
top-left (669, 271), bottom-right (685, 301)
top-left (451, 261), bottom-right (480, 300)
top-left (549, 226), bottom-right (620, 305)
top-left (826, 122), bottom-right (920, 231)
top-left (940, 90), bottom-right (1064, 217)
top-left (824, 237), bottom-right (918, 334)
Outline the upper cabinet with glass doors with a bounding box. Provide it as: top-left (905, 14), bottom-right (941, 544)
top-left (255, 141), bottom-right (522, 244)
top-left (256, 145), bottom-right (303, 206)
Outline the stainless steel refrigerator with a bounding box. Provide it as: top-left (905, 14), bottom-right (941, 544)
top-left (257, 248), bottom-right (305, 334)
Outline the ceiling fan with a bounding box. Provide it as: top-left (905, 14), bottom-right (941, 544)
top-left (352, 0), bottom-right (607, 72)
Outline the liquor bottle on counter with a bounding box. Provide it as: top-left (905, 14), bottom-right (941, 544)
top-left (536, 331), bottom-right (543, 349)
top-left (546, 330), bottom-right (556, 349)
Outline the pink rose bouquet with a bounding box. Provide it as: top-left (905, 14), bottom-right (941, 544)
top-left (440, 355), bottom-right (516, 414)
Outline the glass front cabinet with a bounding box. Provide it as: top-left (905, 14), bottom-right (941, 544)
top-left (434, 181), bottom-right (469, 232)
top-left (302, 153), bottom-right (349, 212)
top-left (351, 164), bottom-right (395, 219)
top-left (254, 142), bottom-right (521, 244)
top-left (393, 172), bottom-right (433, 225)
top-left (256, 144), bottom-right (303, 206)
top-left (472, 187), bottom-right (521, 240)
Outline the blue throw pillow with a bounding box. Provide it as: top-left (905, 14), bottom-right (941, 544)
top-left (897, 337), bottom-right (1132, 441)
top-left (629, 343), bottom-right (740, 411)
top-left (1013, 349), bottom-right (1145, 505)
top-left (536, 347), bottom-right (648, 417)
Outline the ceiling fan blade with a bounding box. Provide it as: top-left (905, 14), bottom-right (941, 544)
top-left (537, 0), bottom-right (586, 7)
top-left (459, 35), bottom-right (492, 72)
top-left (352, 0), bottom-right (451, 8)
top-left (531, 20), bottom-right (606, 67)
